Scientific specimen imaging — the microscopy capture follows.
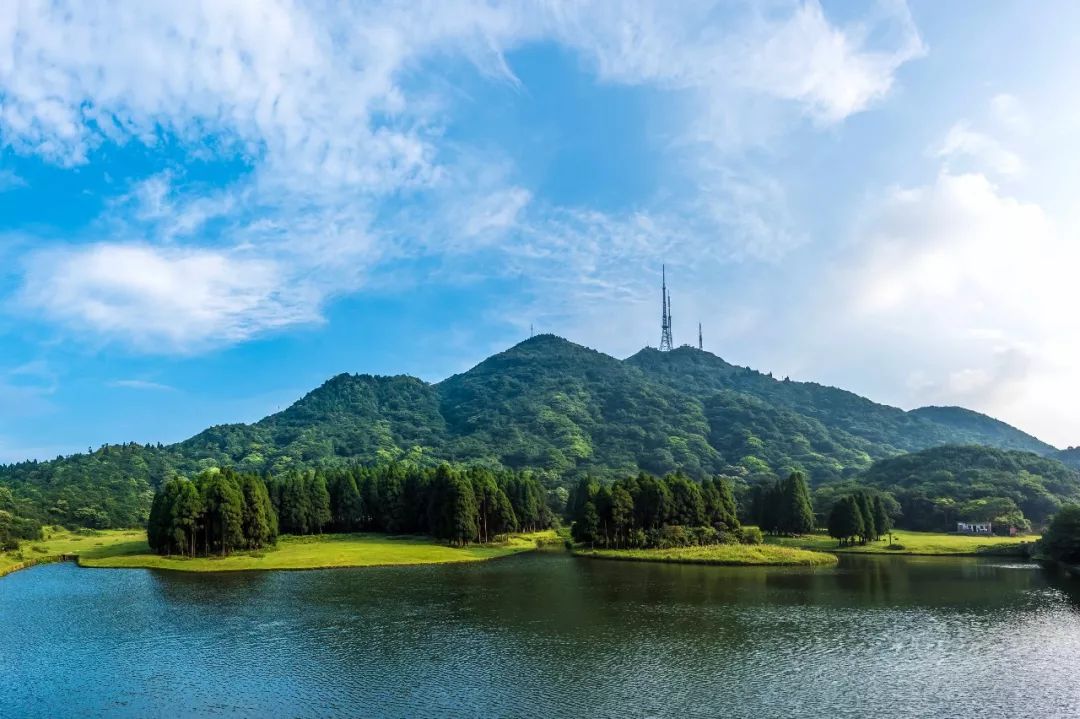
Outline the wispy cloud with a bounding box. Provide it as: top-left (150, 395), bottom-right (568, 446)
top-left (937, 122), bottom-right (1024, 177)
top-left (1, 1), bottom-right (923, 352)
top-left (107, 379), bottom-right (177, 392)
top-left (0, 169), bottom-right (27, 192)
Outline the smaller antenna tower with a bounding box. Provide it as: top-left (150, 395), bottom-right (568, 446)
top-left (698, 323), bottom-right (703, 351)
top-left (659, 265), bottom-right (674, 351)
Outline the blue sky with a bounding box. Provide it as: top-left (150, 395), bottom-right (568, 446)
top-left (2, 0), bottom-right (1079, 461)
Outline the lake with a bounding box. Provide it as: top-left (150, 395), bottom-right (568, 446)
top-left (2, 553), bottom-right (1079, 718)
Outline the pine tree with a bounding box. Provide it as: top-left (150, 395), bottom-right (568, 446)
top-left (328, 472), bottom-right (363, 532)
top-left (609, 485), bottom-right (635, 548)
top-left (240, 474), bottom-right (277, 549)
top-left (828, 497), bottom-right (862, 545)
top-left (201, 473), bottom-right (244, 556)
top-left (308, 473), bottom-right (332, 534)
top-left (171, 480), bottom-right (203, 557)
top-left (873, 495), bottom-right (892, 540)
top-left (858, 492), bottom-right (878, 542)
top-left (778, 472), bottom-right (816, 536)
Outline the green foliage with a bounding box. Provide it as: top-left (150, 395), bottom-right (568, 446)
top-left (737, 526), bottom-right (763, 545)
top-left (568, 472), bottom-right (741, 549)
top-left (147, 470), bottom-right (277, 557)
top-left (751, 472), bottom-right (818, 536)
top-left (778, 472), bottom-right (816, 536)
top-left (855, 445), bottom-right (1079, 531)
top-left (1040, 505), bottom-right (1080, 564)
top-left (2, 336), bottom-right (1072, 533)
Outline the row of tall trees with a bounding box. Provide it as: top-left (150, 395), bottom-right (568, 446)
top-left (147, 468), bottom-right (277, 557)
top-left (826, 491), bottom-right (892, 545)
top-left (749, 472), bottom-right (816, 536)
top-left (146, 464), bottom-right (556, 554)
top-left (267, 464), bottom-right (554, 545)
top-left (569, 472), bottom-right (741, 548)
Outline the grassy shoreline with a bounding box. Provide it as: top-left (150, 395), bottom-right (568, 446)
top-left (1, 529), bottom-right (558, 578)
top-left (765, 529), bottom-right (1038, 557)
top-left (573, 543), bottom-right (837, 567)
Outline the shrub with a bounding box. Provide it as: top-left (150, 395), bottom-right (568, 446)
top-left (738, 526), bottom-right (764, 545)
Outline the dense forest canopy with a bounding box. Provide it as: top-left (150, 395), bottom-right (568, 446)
top-left (1, 335), bottom-right (1075, 532)
top-left (148, 464), bottom-right (556, 555)
top-left (853, 445), bottom-right (1080, 532)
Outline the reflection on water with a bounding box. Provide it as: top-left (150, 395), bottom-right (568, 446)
top-left (2, 554), bottom-right (1080, 718)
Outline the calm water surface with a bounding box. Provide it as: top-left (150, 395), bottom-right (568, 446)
top-left (2, 552), bottom-right (1080, 718)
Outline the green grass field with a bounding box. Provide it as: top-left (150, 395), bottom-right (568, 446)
top-left (1, 528), bottom-right (557, 577)
top-left (574, 543), bottom-right (837, 567)
top-left (0, 527), bottom-right (146, 577)
top-left (766, 529), bottom-right (1038, 556)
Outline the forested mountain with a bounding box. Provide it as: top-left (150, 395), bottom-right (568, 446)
top-left (907, 406), bottom-right (1054, 454)
top-left (0, 334), bottom-right (1072, 529)
top-left (626, 346), bottom-right (1052, 455)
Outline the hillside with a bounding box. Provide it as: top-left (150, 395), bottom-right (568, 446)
top-left (0, 335), bottom-right (1069, 528)
top-left (907, 406), bottom-right (1054, 454)
top-left (1057, 447), bottom-right (1080, 469)
top-left (626, 346), bottom-right (1052, 456)
top-left (856, 445), bottom-right (1080, 531)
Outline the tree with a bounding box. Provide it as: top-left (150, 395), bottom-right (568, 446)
top-left (170, 480), bottom-right (203, 557)
top-left (707, 477), bottom-right (739, 530)
top-left (778, 472), bottom-right (815, 536)
top-left (572, 500), bottom-right (600, 545)
top-left (1041, 505), bottom-right (1080, 564)
top-left (201, 473), bottom-right (244, 556)
top-left (331, 471), bottom-right (364, 532)
top-left (146, 489), bottom-right (169, 554)
top-left (609, 485), bottom-right (634, 548)
top-left (635, 474), bottom-right (671, 530)
top-left (857, 492), bottom-right (877, 542)
top-left (473, 471), bottom-right (517, 542)
top-left (827, 496), bottom-right (862, 545)
top-left (872, 494), bottom-right (892, 540)
top-left (666, 473), bottom-right (705, 526)
top-left (281, 474), bottom-right (312, 534)
top-left (308, 473), bottom-right (332, 534)
top-left (240, 474), bottom-right (277, 549)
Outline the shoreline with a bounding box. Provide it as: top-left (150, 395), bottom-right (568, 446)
top-left (1, 530), bottom-right (558, 579)
top-left (572, 544), bottom-right (838, 567)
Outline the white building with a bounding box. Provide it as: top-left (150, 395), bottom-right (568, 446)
top-left (956, 521), bottom-right (992, 535)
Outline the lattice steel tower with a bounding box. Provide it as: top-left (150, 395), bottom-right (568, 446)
top-left (660, 265), bottom-right (674, 351)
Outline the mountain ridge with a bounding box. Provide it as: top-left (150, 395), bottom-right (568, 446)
top-left (1, 334), bottom-right (1070, 528)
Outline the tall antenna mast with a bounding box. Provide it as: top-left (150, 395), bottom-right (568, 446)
top-left (660, 265), bottom-right (674, 351)
top-left (698, 322), bottom-right (703, 350)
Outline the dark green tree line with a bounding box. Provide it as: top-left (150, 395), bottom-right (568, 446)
top-left (147, 468), bottom-right (278, 557)
top-left (750, 471), bottom-right (816, 536)
top-left (569, 472), bottom-right (742, 548)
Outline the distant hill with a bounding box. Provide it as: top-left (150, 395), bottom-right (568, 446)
top-left (0, 334), bottom-right (1068, 528)
top-left (907, 406), bottom-right (1054, 455)
top-left (1056, 447), bottom-right (1080, 470)
top-left (857, 445), bottom-right (1080, 530)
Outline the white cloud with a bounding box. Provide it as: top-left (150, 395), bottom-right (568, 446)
top-left (827, 171), bottom-right (1080, 446)
top-left (937, 122), bottom-right (1024, 177)
top-left (554, 0), bottom-right (923, 126)
top-left (20, 243), bottom-right (318, 352)
top-left (0, 1), bottom-right (923, 351)
top-left (735, 0), bottom-right (925, 124)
